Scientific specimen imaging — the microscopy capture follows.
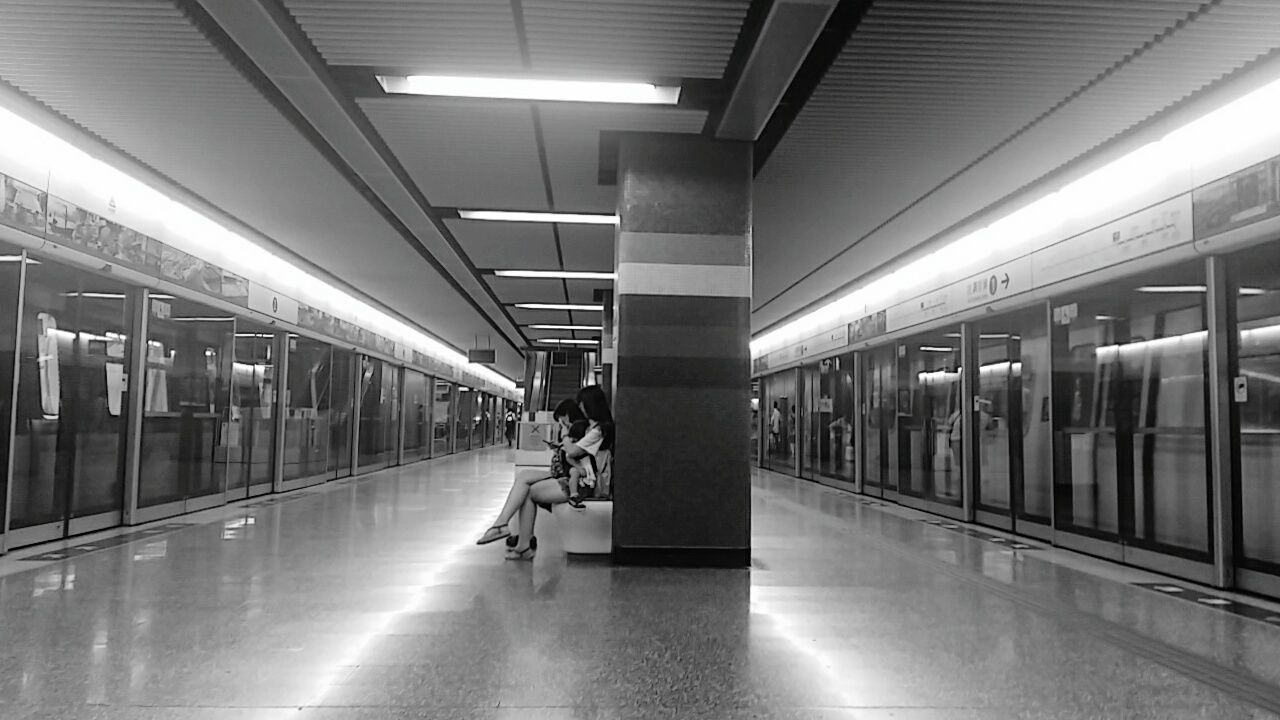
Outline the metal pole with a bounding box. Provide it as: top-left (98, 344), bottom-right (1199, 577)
top-left (1206, 255), bottom-right (1238, 589)
top-left (853, 350), bottom-right (864, 495)
top-left (271, 331), bottom-right (289, 492)
top-left (960, 322), bottom-right (977, 522)
top-left (2, 249), bottom-right (29, 550)
top-left (121, 288), bottom-right (150, 526)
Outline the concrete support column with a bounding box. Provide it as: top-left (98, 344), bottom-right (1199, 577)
top-left (611, 132), bottom-right (752, 567)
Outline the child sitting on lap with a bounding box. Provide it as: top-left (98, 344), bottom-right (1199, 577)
top-left (563, 419), bottom-right (596, 508)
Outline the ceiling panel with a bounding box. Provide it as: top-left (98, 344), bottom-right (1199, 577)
top-left (448, 220), bottom-right (560, 270)
top-left (751, 0), bottom-right (1265, 330)
top-left (565, 278), bottom-right (612, 304)
top-left (0, 0), bottom-right (524, 376)
top-left (283, 0), bottom-right (523, 73)
top-left (361, 97), bottom-right (547, 210)
top-left (538, 104), bottom-right (708, 212)
top-left (487, 275), bottom-right (566, 304)
top-left (523, 0), bottom-right (752, 79)
top-left (509, 307), bottom-right (574, 326)
top-left (558, 224), bottom-right (614, 272)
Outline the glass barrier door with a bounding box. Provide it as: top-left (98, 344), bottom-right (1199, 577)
top-left (1051, 260), bottom-right (1212, 573)
top-left (137, 296), bottom-right (234, 520)
top-left (1228, 246), bottom-right (1280, 593)
top-left (225, 322), bottom-right (275, 498)
top-left (973, 307), bottom-right (1053, 535)
top-left (762, 369), bottom-right (797, 475)
top-left (861, 346), bottom-right (897, 497)
top-left (9, 263), bottom-right (134, 546)
top-left (800, 364), bottom-right (820, 481)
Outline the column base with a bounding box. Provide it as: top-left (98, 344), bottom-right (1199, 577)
top-left (612, 545), bottom-right (751, 568)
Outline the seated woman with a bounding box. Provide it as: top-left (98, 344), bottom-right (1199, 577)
top-left (477, 385), bottom-right (615, 560)
top-left (475, 398), bottom-right (584, 548)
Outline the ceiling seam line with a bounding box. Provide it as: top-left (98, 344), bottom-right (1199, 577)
top-left (751, 0), bottom-right (1225, 319)
top-left (513, 0), bottom-right (577, 337)
top-left (182, 0), bottom-right (531, 357)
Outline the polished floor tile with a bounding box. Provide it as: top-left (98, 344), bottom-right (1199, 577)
top-left (3, 449), bottom-right (1280, 719)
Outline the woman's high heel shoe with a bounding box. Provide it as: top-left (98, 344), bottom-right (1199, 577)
top-left (504, 547), bottom-right (535, 561)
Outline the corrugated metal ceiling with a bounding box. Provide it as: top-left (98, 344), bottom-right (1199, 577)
top-left (284, 0), bottom-right (750, 79)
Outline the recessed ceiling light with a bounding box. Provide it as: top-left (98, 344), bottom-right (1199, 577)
top-left (1136, 285), bottom-right (1207, 293)
top-left (527, 324), bottom-right (604, 331)
top-left (535, 338), bottom-right (599, 345)
top-left (494, 270), bottom-right (615, 280)
top-left (919, 345), bottom-right (956, 352)
top-left (458, 210), bottom-right (618, 225)
top-left (514, 303), bottom-right (603, 311)
top-left (378, 75), bottom-right (681, 105)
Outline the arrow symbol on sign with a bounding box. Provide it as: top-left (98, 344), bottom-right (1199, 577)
top-left (1001, 273), bottom-right (1010, 289)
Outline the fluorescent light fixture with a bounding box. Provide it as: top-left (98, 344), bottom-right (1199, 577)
top-left (494, 270), bottom-right (615, 280)
top-left (536, 338), bottom-right (599, 345)
top-left (0, 255), bottom-right (37, 263)
top-left (1096, 315), bottom-right (1122, 321)
top-left (62, 292), bottom-right (126, 299)
top-left (527, 324), bottom-right (604, 331)
top-left (1240, 287), bottom-right (1268, 295)
top-left (1136, 285), bottom-right (1207, 293)
top-left (458, 210), bottom-right (618, 225)
top-left (378, 75), bottom-right (681, 105)
top-left (919, 345), bottom-right (956, 352)
top-left (514, 303), bottom-right (603, 311)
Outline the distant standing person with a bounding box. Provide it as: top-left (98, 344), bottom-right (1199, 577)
top-left (769, 402), bottom-right (781, 456)
top-left (504, 408), bottom-right (517, 448)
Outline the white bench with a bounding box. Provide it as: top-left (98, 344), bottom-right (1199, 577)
top-left (552, 501), bottom-right (613, 555)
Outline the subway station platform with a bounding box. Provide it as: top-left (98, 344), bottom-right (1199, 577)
top-left (3, 449), bottom-right (1280, 719)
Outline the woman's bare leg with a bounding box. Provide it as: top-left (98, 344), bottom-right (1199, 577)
top-left (490, 474), bottom-right (546, 530)
top-left (512, 479), bottom-right (569, 552)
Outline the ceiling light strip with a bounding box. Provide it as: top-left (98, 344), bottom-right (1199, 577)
top-left (494, 269), bottom-right (615, 280)
top-left (0, 103), bottom-right (516, 394)
top-left (458, 210), bottom-right (618, 225)
top-left (378, 75), bottom-right (681, 105)
top-left (751, 74), bottom-right (1280, 359)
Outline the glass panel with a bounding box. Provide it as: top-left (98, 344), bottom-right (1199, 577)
top-left (974, 308), bottom-right (1052, 525)
top-left (384, 364), bottom-right (399, 466)
top-left (750, 380), bottom-right (760, 464)
top-left (1051, 261), bottom-right (1210, 557)
top-left (800, 364), bottom-right (819, 480)
top-left (433, 380), bottom-right (453, 456)
top-left (357, 356), bottom-right (396, 472)
top-left (817, 355), bottom-right (855, 483)
top-left (330, 349), bottom-right (354, 478)
top-left (762, 370), bottom-right (796, 474)
top-left (402, 370), bottom-right (429, 463)
top-left (139, 296), bottom-right (233, 508)
top-left (902, 330), bottom-right (963, 505)
top-left (283, 335), bottom-right (331, 482)
top-left (225, 323), bottom-right (274, 494)
top-left (11, 261), bottom-right (132, 528)
top-left (862, 346), bottom-right (898, 494)
top-left (473, 392), bottom-right (486, 448)
top-left (0, 243), bottom-right (24, 527)
top-left (1231, 246), bottom-right (1280, 571)
top-left (455, 387), bottom-right (474, 452)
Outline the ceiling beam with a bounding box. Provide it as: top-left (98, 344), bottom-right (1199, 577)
top-left (710, 0), bottom-right (840, 142)
top-left (183, 0), bottom-right (530, 359)
top-left (752, 0), bottom-right (876, 173)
